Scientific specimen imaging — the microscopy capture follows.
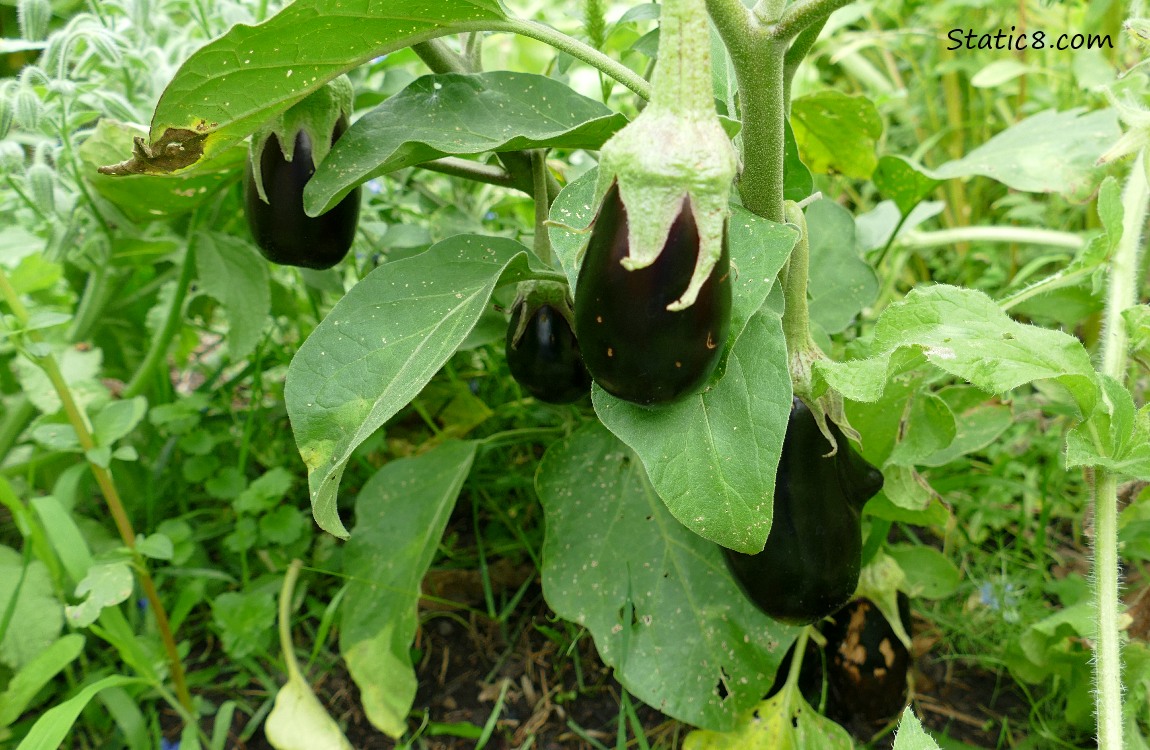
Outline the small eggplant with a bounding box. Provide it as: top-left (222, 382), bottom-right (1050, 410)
top-left (574, 182), bottom-right (731, 405)
top-left (244, 116), bottom-right (361, 270)
top-left (506, 297), bottom-right (592, 404)
top-left (723, 398), bottom-right (883, 624)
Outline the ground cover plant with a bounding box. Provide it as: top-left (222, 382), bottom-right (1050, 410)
top-left (1, 0), bottom-right (1148, 748)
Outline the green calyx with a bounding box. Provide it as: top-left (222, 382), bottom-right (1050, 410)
top-left (248, 75), bottom-right (354, 204)
top-left (591, 0), bottom-right (736, 312)
top-left (508, 280), bottom-right (576, 346)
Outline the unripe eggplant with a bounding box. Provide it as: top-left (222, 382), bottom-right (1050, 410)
top-left (244, 116), bottom-right (360, 270)
top-left (723, 398), bottom-right (883, 624)
top-left (574, 182), bottom-right (731, 405)
top-left (506, 298), bottom-right (591, 404)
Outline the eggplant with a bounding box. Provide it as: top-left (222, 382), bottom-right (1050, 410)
top-left (723, 398), bottom-right (883, 624)
top-left (244, 117), bottom-right (360, 270)
top-left (574, 182), bottom-right (731, 405)
top-left (505, 299), bottom-right (592, 404)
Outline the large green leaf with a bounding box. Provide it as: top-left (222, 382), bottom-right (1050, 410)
top-left (285, 236), bottom-right (554, 537)
top-left (891, 708), bottom-right (942, 749)
top-left (925, 108), bottom-right (1119, 197)
top-left (683, 686), bottom-right (855, 749)
top-left (0, 634), bottom-right (85, 728)
top-left (814, 285), bottom-right (1099, 417)
top-left (306, 72), bottom-right (628, 214)
top-left (593, 309), bottom-right (792, 553)
top-left (340, 441), bottom-right (477, 738)
top-left (806, 199), bottom-right (878, 334)
top-left (15, 676), bottom-right (146, 750)
top-left (139, 0), bottom-right (508, 167)
top-left (536, 423), bottom-right (797, 730)
top-left (195, 232), bottom-right (272, 362)
top-left (790, 91), bottom-right (882, 179)
top-left (0, 547), bottom-right (63, 669)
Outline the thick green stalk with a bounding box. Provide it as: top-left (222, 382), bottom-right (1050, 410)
top-left (529, 150), bottom-right (554, 267)
top-left (1093, 148), bottom-right (1150, 750)
top-left (650, 0), bottom-right (715, 112)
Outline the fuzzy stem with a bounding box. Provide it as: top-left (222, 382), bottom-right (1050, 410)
top-left (123, 239), bottom-right (196, 399)
top-left (783, 15), bottom-right (827, 107)
top-left (770, 0), bottom-right (856, 40)
top-left (1092, 148), bottom-right (1150, 750)
top-left (529, 150), bottom-right (554, 267)
top-left (897, 226), bottom-right (1084, 251)
top-left (649, 0), bottom-right (715, 113)
top-left (419, 157), bottom-right (518, 189)
top-left (729, 34), bottom-right (788, 223)
top-left (486, 20), bottom-right (651, 100)
top-left (0, 267), bottom-right (194, 715)
top-left (411, 39), bottom-right (474, 74)
top-left (279, 559), bottom-right (305, 681)
top-left (781, 201), bottom-right (812, 352)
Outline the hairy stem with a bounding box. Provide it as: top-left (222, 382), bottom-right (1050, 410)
top-left (530, 150), bottom-right (554, 267)
top-left (412, 39), bottom-right (474, 74)
top-left (770, 0), bottom-right (856, 40)
top-left (419, 157), bottom-right (517, 189)
top-left (649, 0), bottom-right (715, 112)
top-left (1092, 148), bottom-right (1150, 750)
top-left (0, 267), bottom-right (193, 714)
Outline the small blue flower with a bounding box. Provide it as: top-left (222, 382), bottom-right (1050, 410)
top-left (484, 211), bottom-right (497, 221)
top-left (161, 738), bottom-right (180, 750)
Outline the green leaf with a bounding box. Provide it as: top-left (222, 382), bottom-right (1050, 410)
top-left (78, 119), bottom-right (243, 220)
top-left (306, 71), bottom-right (627, 214)
top-left (64, 559), bottom-right (134, 628)
top-left (790, 91), bottom-right (883, 178)
top-left (536, 423), bottom-right (797, 730)
top-left (285, 235), bottom-right (553, 538)
top-left (13, 346), bottom-right (104, 416)
top-left (264, 670), bottom-right (353, 750)
top-left (783, 119), bottom-right (813, 202)
top-left (1065, 376), bottom-right (1150, 479)
top-left (135, 533), bottom-right (174, 561)
top-left (873, 155), bottom-right (940, 216)
top-left (145, 0), bottom-right (508, 165)
top-left (593, 310), bottom-right (791, 553)
top-left (683, 686), bottom-right (855, 749)
top-left (806, 199), bottom-right (879, 334)
top-left (211, 590), bottom-right (277, 660)
top-left (0, 633), bottom-right (85, 728)
top-left (14, 676), bottom-right (146, 750)
top-left (234, 467), bottom-right (294, 515)
top-left (886, 545), bottom-right (961, 600)
top-left (0, 547), bottom-right (64, 669)
top-left (885, 393), bottom-right (956, 467)
top-left (30, 497), bottom-right (94, 583)
top-left (917, 387), bottom-right (1012, 467)
top-left (925, 108), bottom-right (1119, 197)
top-left (259, 507), bottom-right (308, 546)
top-left (196, 232), bottom-right (272, 362)
top-left (340, 441), bottom-right (477, 738)
top-left (92, 397), bottom-right (148, 448)
top-left (891, 708), bottom-right (941, 750)
top-left (814, 285), bottom-right (1099, 416)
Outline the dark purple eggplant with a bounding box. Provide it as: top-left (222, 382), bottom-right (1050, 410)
top-left (573, 182), bottom-right (731, 405)
top-left (723, 398), bottom-right (883, 624)
top-left (244, 117), bottom-right (360, 270)
top-left (506, 300), bottom-right (592, 404)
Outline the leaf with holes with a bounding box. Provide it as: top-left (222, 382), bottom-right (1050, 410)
top-left (536, 422), bottom-right (797, 730)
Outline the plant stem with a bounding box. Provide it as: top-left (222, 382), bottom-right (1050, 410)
top-left (279, 559), bottom-right (304, 681)
top-left (123, 238), bottom-right (197, 399)
top-left (419, 157), bottom-right (518, 190)
top-left (0, 267), bottom-right (194, 715)
top-left (781, 202), bottom-right (812, 352)
top-left (770, 0), bottom-right (856, 40)
top-left (649, 0), bottom-right (715, 112)
top-left (1092, 149), bottom-right (1150, 750)
top-left (529, 150), bottom-right (554, 267)
top-left (782, 15), bottom-right (827, 107)
top-left (486, 19), bottom-right (651, 100)
top-left (412, 39), bottom-right (474, 74)
top-left (896, 225), bottom-right (1084, 251)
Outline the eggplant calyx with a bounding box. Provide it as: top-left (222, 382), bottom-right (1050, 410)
top-left (248, 76), bottom-right (354, 205)
top-left (507, 280), bottom-right (576, 350)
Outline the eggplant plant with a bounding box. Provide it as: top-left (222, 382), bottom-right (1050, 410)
top-left (1, 0), bottom-right (1145, 748)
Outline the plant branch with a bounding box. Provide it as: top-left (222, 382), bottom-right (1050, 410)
top-left (783, 15), bottom-right (827, 107)
top-left (897, 225), bottom-right (1084, 252)
top-left (770, 0), bottom-right (855, 41)
top-left (411, 39), bottom-right (474, 74)
top-left (419, 156), bottom-right (518, 189)
top-left (0, 267), bottom-right (193, 715)
top-left (529, 150), bottom-right (554, 267)
top-left (486, 19), bottom-right (651, 100)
